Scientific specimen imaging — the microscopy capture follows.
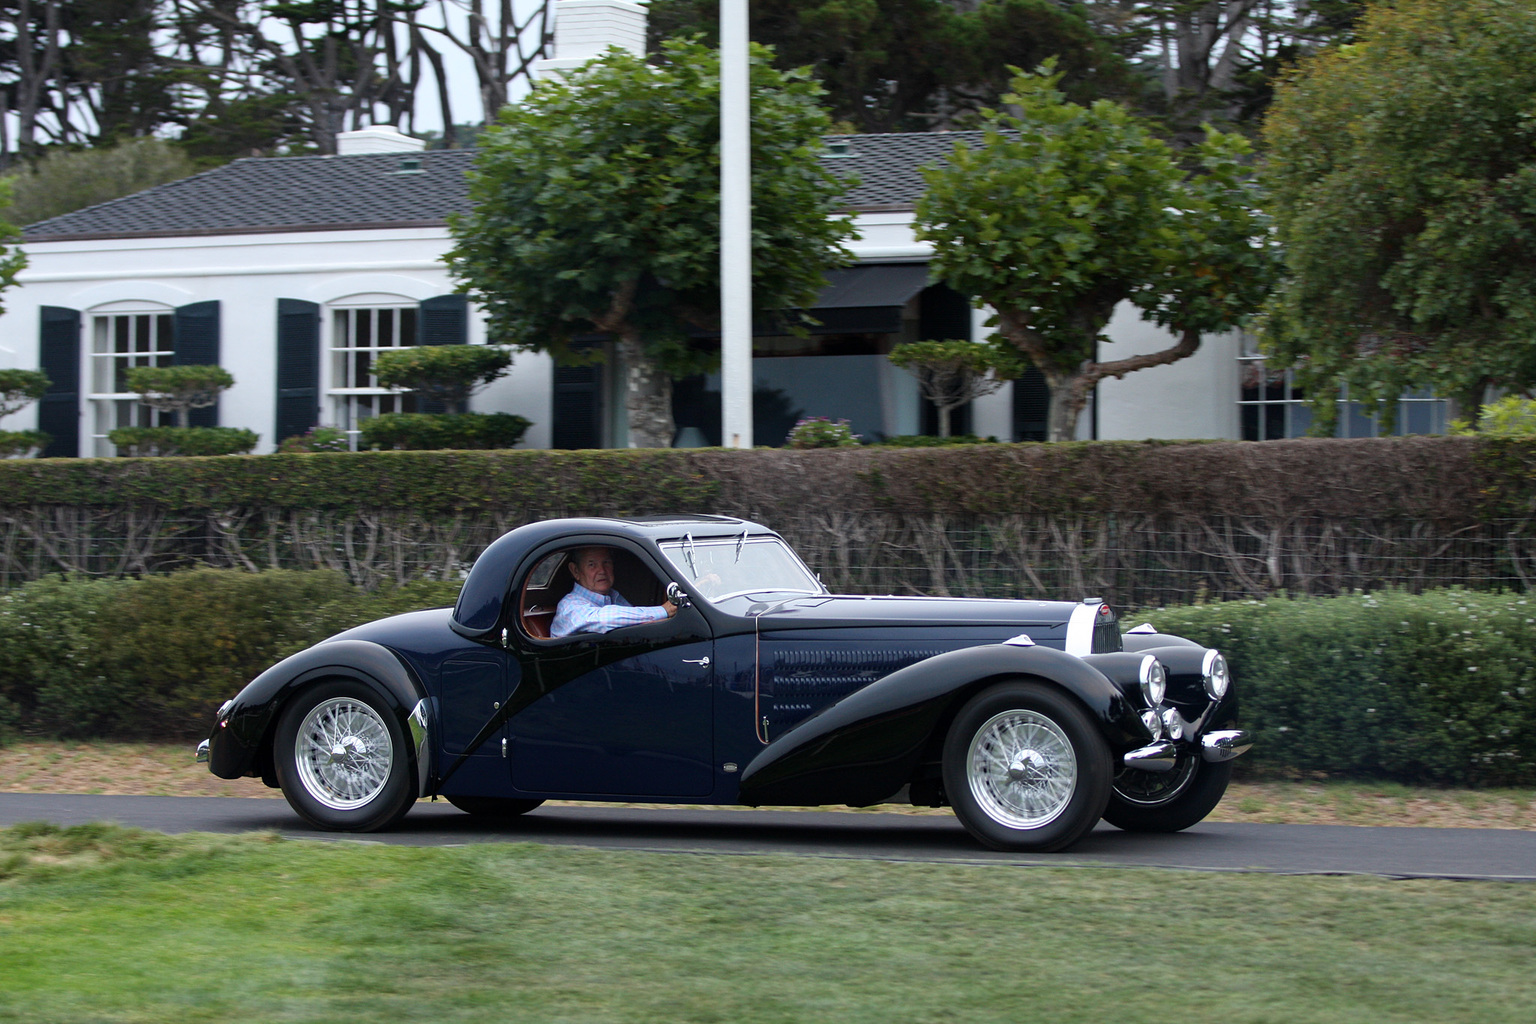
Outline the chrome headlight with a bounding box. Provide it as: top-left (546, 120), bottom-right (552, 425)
top-left (1140, 709), bottom-right (1164, 740)
top-left (1202, 649), bottom-right (1230, 700)
top-left (1138, 655), bottom-right (1167, 707)
top-left (1161, 706), bottom-right (1186, 741)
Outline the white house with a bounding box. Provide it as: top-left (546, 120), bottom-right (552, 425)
top-left (0, 1), bottom-right (1443, 456)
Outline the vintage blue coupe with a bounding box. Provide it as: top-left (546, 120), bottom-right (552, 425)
top-left (199, 515), bottom-right (1250, 852)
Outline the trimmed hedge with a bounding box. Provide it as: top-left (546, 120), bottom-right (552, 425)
top-left (0, 569), bottom-right (463, 741)
top-left (0, 435), bottom-right (1523, 519)
top-left (1141, 589), bottom-right (1536, 786)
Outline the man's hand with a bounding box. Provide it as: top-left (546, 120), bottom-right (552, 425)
top-left (662, 599), bottom-right (678, 617)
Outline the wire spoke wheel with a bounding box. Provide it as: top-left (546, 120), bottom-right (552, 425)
top-left (294, 697), bottom-right (395, 810)
top-left (967, 709), bottom-right (1078, 829)
top-left (274, 680), bottom-right (415, 832)
top-left (943, 681), bottom-right (1112, 853)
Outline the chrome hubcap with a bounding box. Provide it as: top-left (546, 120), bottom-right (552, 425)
top-left (967, 710), bottom-right (1077, 829)
top-left (295, 698), bottom-right (393, 811)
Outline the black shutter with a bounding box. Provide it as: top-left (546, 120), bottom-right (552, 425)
top-left (174, 300), bottom-right (221, 427)
top-left (416, 294), bottom-right (468, 413)
top-left (552, 364), bottom-right (602, 449)
top-left (275, 299), bottom-right (321, 443)
top-left (417, 294), bottom-right (467, 346)
top-left (1012, 366), bottom-right (1050, 443)
top-left (37, 306), bottom-right (81, 458)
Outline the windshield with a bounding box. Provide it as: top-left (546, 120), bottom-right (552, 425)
top-left (659, 535), bottom-right (823, 602)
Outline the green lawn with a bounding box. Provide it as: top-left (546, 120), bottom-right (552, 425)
top-left (2, 823), bottom-right (1533, 1023)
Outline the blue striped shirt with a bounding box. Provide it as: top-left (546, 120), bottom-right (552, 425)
top-left (550, 583), bottom-right (669, 637)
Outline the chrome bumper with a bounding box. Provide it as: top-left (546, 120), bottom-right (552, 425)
top-left (1122, 729), bottom-right (1251, 772)
top-left (1200, 729), bottom-right (1251, 763)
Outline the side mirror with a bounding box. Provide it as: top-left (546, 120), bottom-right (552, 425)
top-left (666, 581), bottom-right (691, 609)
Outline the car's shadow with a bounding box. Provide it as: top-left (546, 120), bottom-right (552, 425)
top-left (268, 801), bottom-right (1245, 863)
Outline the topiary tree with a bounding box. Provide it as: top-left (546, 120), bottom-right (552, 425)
top-left (124, 365), bottom-right (235, 428)
top-left (448, 37), bottom-right (853, 448)
top-left (915, 63), bottom-right (1276, 442)
top-left (888, 339), bottom-right (1021, 438)
top-left (0, 368), bottom-right (50, 419)
top-left (372, 345), bottom-right (513, 415)
top-left (0, 368), bottom-right (52, 458)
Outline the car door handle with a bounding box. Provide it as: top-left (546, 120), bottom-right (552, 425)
top-left (682, 656), bottom-right (710, 666)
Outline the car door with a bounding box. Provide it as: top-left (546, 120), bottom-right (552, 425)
top-left (507, 605), bottom-right (716, 798)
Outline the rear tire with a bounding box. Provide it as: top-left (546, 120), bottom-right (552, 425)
top-left (1103, 755), bottom-right (1233, 833)
top-left (274, 680), bottom-right (415, 832)
top-left (942, 681), bottom-right (1112, 853)
top-left (446, 795), bottom-right (545, 819)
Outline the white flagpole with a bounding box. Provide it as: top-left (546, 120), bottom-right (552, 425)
top-left (719, 0), bottom-right (753, 448)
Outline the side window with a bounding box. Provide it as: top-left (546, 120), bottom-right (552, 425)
top-left (517, 547), bottom-right (671, 640)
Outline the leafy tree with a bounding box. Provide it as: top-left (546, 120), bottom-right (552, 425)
top-left (0, 368), bottom-right (50, 418)
top-left (0, 367), bottom-right (51, 458)
top-left (0, 178), bottom-right (26, 311)
top-left (1260, 0), bottom-right (1536, 429)
top-left (372, 344), bottom-right (513, 415)
top-left (888, 339), bottom-right (1021, 438)
top-left (648, 0), bottom-right (1135, 132)
top-left (448, 38), bottom-right (853, 448)
top-left (1, 138), bottom-right (199, 226)
top-left (915, 64), bottom-right (1275, 442)
top-left (124, 364), bottom-right (234, 428)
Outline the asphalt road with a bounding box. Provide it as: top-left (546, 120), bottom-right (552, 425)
top-left (3, 793), bottom-right (1534, 881)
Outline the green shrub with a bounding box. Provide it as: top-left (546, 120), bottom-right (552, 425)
top-left (785, 417), bottom-right (861, 448)
top-left (0, 576), bottom-right (131, 737)
top-left (0, 429), bottom-right (49, 458)
top-left (108, 426), bottom-right (259, 457)
top-left (1139, 589), bottom-right (1536, 786)
top-left (0, 570), bottom-right (464, 740)
top-left (277, 425), bottom-right (350, 453)
top-left (360, 412), bottom-right (531, 451)
top-left (1452, 395), bottom-right (1536, 437)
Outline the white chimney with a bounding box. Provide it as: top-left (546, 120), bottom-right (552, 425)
top-left (533, 0), bottom-right (649, 81)
top-left (336, 125), bottom-right (427, 156)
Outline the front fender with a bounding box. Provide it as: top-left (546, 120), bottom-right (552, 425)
top-left (737, 643), bottom-right (1145, 808)
top-left (205, 640), bottom-right (432, 796)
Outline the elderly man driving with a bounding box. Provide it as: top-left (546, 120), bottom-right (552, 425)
top-left (549, 546), bottom-right (678, 637)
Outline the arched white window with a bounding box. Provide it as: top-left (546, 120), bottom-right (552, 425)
top-left (87, 301), bottom-right (176, 457)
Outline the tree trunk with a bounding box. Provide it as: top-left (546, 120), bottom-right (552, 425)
top-left (1044, 374), bottom-right (1091, 443)
top-left (618, 330), bottom-right (675, 448)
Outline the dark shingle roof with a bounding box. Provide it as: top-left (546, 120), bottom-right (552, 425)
top-left (825, 131), bottom-right (981, 211)
top-left (23, 132), bottom-right (983, 242)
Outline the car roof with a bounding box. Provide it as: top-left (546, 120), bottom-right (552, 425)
top-left (450, 515), bottom-right (776, 639)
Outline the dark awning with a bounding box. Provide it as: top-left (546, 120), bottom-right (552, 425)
top-left (804, 263), bottom-right (933, 334)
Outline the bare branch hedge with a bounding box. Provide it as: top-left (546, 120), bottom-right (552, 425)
top-left (1, 437), bottom-right (1531, 605)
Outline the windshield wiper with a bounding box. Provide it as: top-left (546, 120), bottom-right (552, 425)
top-left (683, 533), bottom-right (697, 577)
top-left (735, 527), bottom-right (748, 563)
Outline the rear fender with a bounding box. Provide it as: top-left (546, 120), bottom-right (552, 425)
top-left (206, 640), bottom-right (432, 796)
top-left (737, 643), bottom-right (1145, 807)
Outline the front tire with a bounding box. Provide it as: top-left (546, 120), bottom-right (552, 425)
top-left (942, 681), bottom-right (1112, 853)
top-left (1103, 755), bottom-right (1233, 833)
top-left (274, 679), bottom-right (415, 832)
